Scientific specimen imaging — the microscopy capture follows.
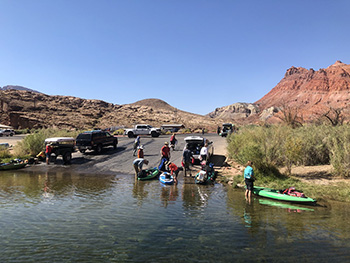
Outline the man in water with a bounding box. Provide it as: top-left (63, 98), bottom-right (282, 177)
top-left (133, 158), bottom-right (149, 176)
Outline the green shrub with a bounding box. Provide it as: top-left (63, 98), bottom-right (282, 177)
top-left (326, 125), bottom-right (350, 178)
top-left (227, 123), bottom-right (348, 177)
top-left (0, 149), bottom-right (12, 161)
top-left (14, 129), bottom-right (81, 157)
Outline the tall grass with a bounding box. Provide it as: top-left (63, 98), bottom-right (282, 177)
top-left (228, 123), bottom-right (350, 178)
top-left (14, 129), bottom-right (81, 157)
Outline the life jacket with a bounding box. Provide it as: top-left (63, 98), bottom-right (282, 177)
top-left (282, 187), bottom-right (305, 198)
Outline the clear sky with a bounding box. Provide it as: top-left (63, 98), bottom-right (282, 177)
top-left (1, 0), bottom-right (349, 115)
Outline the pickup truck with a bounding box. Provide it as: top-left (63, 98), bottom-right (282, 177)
top-left (124, 124), bottom-right (161, 138)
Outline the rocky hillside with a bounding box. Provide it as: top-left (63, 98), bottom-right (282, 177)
top-left (255, 60), bottom-right (350, 121)
top-left (209, 61), bottom-right (350, 123)
top-left (0, 90), bottom-right (221, 130)
top-left (207, 103), bottom-right (259, 120)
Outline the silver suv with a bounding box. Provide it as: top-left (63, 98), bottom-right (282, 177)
top-left (0, 129), bottom-right (15, 137)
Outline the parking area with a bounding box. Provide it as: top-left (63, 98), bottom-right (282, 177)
top-left (25, 133), bottom-right (228, 176)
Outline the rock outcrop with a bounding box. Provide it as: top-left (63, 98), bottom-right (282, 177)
top-left (207, 103), bottom-right (259, 120)
top-left (255, 61), bottom-right (350, 121)
top-left (0, 90), bottom-right (221, 130)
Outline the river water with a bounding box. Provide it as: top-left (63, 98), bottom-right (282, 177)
top-left (1, 170), bottom-right (350, 262)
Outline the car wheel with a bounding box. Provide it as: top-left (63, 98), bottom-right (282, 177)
top-left (96, 144), bottom-right (103, 154)
top-left (10, 134), bottom-right (13, 137)
top-left (151, 131), bottom-right (158, 137)
top-left (63, 152), bottom-right (72, 164)
top-left (113, 141), bottom-right (117, 149)
top-left (128, 132), bottom-right (134, 138)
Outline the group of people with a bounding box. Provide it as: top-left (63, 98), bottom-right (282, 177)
top-left (132, 134), bottom-right (255, 202)
top-left (132, 134), bottom-right (196, 183)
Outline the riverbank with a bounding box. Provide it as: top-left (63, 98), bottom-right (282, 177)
top-left (218, 157), bottom-right (350, 203)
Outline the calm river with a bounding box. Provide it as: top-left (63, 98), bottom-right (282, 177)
top-left (1, 170), bottom-right (350, 262)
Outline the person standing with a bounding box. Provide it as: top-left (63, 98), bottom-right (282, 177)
top-left (170, 133), bottom-right (177, 150)
top-left (133, 136), bottom-right (141, 156)
top-left (244, 161), bottom-right (255, 202)
top-left (217, 126), bottom-right (220, 135)
top-left (45, 143), bottom-right (52, 165)
top-left (133, 158), bottom-right (149, 176)
top-left (200, 142), bottom-right (208, 162)
top-left (182, 145), bottom-right (193, 177)
top-left (137, 145), bottom-right (144, 158)
top-left (160, 142), bottom-right (171, 161)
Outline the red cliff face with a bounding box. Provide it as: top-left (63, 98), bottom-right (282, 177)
top-left (255, 61), bottom-right (350, 121)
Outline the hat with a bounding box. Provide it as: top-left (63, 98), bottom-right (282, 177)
top-left (138, 145), bottom-right (144, 150)
top-left (164, 142), bottom-right (169, 145)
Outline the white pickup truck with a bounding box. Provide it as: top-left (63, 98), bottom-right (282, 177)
top-left (124, 124), bottom-right (161, 138)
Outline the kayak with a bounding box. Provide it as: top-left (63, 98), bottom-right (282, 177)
top-left (253, 186), bottom-right (316, 204)
top-left (0, 162), bottom-right (26, 171)
top-left (138, 167), bottom-right (160, 181)
top-left (259, 199), bottom-right (314, 211)
top-left (159, 172), bottom-right (174, 185)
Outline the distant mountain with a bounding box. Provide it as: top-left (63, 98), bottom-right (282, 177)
top-left (209, 61), bottom-right (350, 123)
top-left (255, 60), bottom-right (350, 121)
top-left (0, 90), bottom-right (222, 130)
top-left (207, 103), bottom-right (259, 120)
top-left (1, 85), bottom-right (41, 93)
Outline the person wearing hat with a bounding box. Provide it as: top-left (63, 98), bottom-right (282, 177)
top-left (160, 141), bottom-right (171, 161)
top-left (137, 145), bottom-right (144, 158)
top-left (133, 158), bottom-right (149, 176)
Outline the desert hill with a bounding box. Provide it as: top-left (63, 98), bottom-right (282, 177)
top-left (0, 90), bottom-right (221, 130)
top-left (209, 61), bottom-right (350, 123)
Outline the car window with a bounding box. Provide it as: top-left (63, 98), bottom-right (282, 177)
top-left (77, 133), bottom-right (92, 140)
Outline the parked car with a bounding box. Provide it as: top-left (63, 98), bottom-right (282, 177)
top-left (220, 123), bottom-right (233, 137)
top-left (124, 124), bottom-right (161, 138)
top-left (184, 136), bottom-right (214, 163)
top-left (75, 130), bottom-right (118, 154)
top-left (44, 137), bottom-right (76, 164)
top-left (0, 129), bottom-right (15, 137)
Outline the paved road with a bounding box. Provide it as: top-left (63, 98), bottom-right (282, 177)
top-left (26, 133), bottom-right (227, 176)
top-left (0, 134), bottom-right (26, 146)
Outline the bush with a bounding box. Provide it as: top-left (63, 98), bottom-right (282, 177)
top-left (227, 123), bottom-right (347, 177)
top-left (14, 129), bottom-right (81, 157)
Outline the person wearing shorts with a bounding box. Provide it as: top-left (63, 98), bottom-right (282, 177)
top-left (244, 161), bottom-right (255, 202)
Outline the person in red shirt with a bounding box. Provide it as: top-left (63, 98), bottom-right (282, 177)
top-left (160, 142), bottom-right (171, 161)
top-left (45, 144), bottom-right (52, 165)
top-left (168, 162), bottom-right (179, 183)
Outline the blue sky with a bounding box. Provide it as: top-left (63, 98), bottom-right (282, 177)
top-left (1, 0), bottom-right (349, 115)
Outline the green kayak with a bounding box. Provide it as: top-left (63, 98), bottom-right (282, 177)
top-left (137, 168), bottom-right (160, 181)
top-left (252, 186), bottom-right (316, 204)
top-left (259, 199), bottom-right (314, 211)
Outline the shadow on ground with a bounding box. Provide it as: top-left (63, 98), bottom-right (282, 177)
top-left (211, 154), bottom-right (226, 167)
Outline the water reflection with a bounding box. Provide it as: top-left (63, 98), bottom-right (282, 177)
top-left (1, 170), bottom-right (350, 261)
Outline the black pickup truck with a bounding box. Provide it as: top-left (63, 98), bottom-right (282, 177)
top-left (76, 130), bottom-right (118, 154)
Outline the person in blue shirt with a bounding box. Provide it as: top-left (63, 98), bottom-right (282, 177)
top-left (244, 161), bottom-right (255, 202)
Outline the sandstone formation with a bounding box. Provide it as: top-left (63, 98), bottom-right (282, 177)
top-left (0, 90), bottom-right (221, 130)
top-left (207, 103), bottom-right (259, 120)
top-left (255, 60), bottom-right (350, 122)
top-left (208, 61), bottom-right (350, 124)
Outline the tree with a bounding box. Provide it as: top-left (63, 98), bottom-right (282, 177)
top-left (276, 104), bottom-right (303, 128)
top-left (323, 107), bottom-right (344, 126)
